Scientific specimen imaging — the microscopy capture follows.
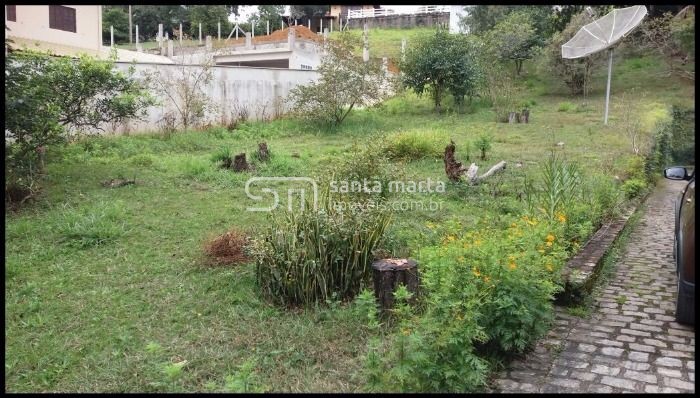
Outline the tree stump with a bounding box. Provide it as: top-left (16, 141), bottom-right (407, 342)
top-left (520, 109), bottom-right (530, 124)
top-left (508, 112), bottom-right (518, 124)
top-left (372, 258), bottom-right (420, 315)
top-left (232, 153), bottom-right (250, 172)
top-left (444, 140), bottom-right (465, 182)
top-left (256, 142), bottom-right (270, 162)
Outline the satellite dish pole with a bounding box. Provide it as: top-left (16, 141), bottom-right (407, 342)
top-left (604, 48), bottom-right (613, 125)
top-left (561, 5), bottom-right (647, 126)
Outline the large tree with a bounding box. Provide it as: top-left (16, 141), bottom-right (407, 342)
top-left (102, 6), bottom-right (129, 44)
top-left (248, 5), bottom-right (285, 36)
top-left (485, 11), bottom-right (542, 76)
top-left (461, 5), bottom-right (555, 37)
top-left (188, 5), bottom-right (232, 39)
top-left (401, 29), bottom-right (483, 112)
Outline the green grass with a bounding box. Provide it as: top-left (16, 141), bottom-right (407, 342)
top-left (4, 47), bottom-right (693, 392)
top-left (330, 27), bottom-right (436, 61)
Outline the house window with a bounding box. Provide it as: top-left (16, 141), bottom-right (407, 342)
top-left (6, 5), bottom-right (16, 22)
top-left (49, 5), bottom-right (76, 33)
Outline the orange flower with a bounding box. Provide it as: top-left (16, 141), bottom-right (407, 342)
top-left (508, 262), bottom-right (517, 270)
top-left (546, 234), bottom-right (555, 242)
top-left (472, 267), bottom-right (481, 277)
top-left (483, 276), bottom-right (490, 283)
top-left (546, 241), bottom-right (553, 247)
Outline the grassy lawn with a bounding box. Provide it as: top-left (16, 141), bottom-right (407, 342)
top-left (4, 45), bottom-right (693, 393)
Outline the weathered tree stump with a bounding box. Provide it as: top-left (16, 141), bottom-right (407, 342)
top-left (256, 142), bottom-right (270, 162)
top-left (508, 112), bottom-right (518, 124)
top-left (232, 153), bottom-right (250, 172)
top-left (444, 140), bottom-right (466, 182)
top-left (372, 258), bottom-right (420, 315)
top-left (520, 109), bottom-right (530, 124)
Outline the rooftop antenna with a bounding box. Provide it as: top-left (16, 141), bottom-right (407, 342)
top-left (562, 5), bottom-right (647, 125)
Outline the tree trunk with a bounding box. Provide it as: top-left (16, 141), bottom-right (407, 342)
top-left (508, 112), bottom-right (518, 124)
top-left (232, 153), bottom-right (250, 172)
top-left (444, 140), bottom-right (466, 182)
top-left (372, 258), bottom-right (420, 315)
top-left (521, 109), bottom-right (530, 124)
top-left (256, 142), bottom-right (270, 162)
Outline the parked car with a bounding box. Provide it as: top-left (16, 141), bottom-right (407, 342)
top-left (664, 166), bottom-right (695, 325)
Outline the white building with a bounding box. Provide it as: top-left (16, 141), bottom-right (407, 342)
top-left (213, 26), bottom-right (323, 70)
top-left (5, 5), bottom-right (172, 63)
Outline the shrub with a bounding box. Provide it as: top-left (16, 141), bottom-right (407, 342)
top-left (385, 131), bottom-right (448, 160)
top-left (474, 132), bottom-right (493, 160)
top-left (329, 139), bottom-right (401, 201)
top-left (621, 178), bottom-right (647, 199)
top-left (364, 216), bottom-right (568, 391)
top-left (203, 229), bottom-right (250, 266)
top-left (4, 50), bottom-right (154, 203)
top-left (527, 152), bottom-right (582, 222)
top-left (250, 192), bottom-right (392, 306)
top-left (287, 33), bottom-right (390, 125)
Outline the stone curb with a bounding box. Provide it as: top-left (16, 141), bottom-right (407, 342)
top-left (558, 188), bottom-right (653, 304)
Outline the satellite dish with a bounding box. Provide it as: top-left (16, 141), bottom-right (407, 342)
top-left (562, 5), bottom-right (648, 125)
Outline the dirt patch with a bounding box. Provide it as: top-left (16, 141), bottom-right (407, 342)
top-left (203, 229), bottom-right (250, 266)
top-left (222, 26), bottom-right (322, 47)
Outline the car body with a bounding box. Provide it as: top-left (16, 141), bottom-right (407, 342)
top-left (664, 166), bottom-right (695, 325)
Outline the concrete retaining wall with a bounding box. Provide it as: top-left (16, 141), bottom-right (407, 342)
top-left (110, 62), bottom-right (319, 134)
top-left (346, 12), bottom-right (450, 29)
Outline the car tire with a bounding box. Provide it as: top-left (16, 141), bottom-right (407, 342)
top-left (675, 278), bottom-right (695, 325)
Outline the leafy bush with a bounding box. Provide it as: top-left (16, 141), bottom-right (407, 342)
top-left (364, 216), bottom-right (568, 391)
top-left (385, 131), bottom-right (448, 160)
top-left (329, 139), bottom-right (401, 201)
top-left (251, 192), bottom-right (392, 306)
top-left (287, 33), bottom-right (390, 125)
top-left (4, 50), bottom-right (154, 202)
top-left (621, 178), bottom-right (647, 199)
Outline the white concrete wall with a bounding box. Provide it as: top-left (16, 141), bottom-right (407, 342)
top-left (110, 63), bottom-right (319, 134)
top-left (6, 5), bottom-right (102, 56)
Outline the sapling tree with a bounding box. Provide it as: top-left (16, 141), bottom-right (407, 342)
top-left (287, 33), bottom-right (391, 125)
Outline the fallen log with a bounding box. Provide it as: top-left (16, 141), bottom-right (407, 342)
top-left (466, 160), bottom-right (507, 185)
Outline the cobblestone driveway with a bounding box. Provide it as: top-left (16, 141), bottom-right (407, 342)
top-left (495, 178), bottom-right (695, 393)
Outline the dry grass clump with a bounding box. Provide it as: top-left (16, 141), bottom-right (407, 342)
top-left (203, 228), bottom-right (250, 266)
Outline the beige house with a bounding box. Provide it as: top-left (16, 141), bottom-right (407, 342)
top-left (5, 5), bottom-right (103, 56)
top-left (5, 5), bottom-right (172, 63)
